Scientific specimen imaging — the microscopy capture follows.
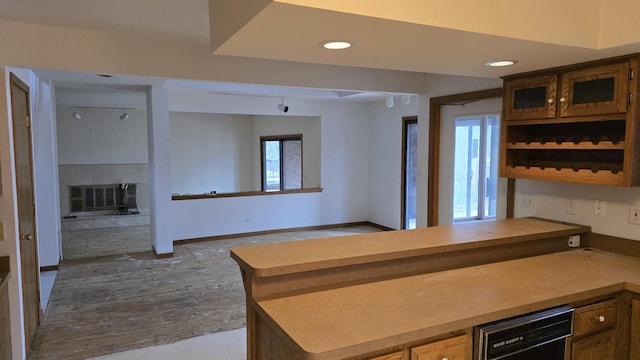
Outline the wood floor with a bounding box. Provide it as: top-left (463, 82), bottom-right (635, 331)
top-left (28, 225), bottom-right (381, 360)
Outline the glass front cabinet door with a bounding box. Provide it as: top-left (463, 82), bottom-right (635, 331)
top-left (559, 63), bottom-right (630, 118)
top-left (504, 75), bottom-right (557, 121)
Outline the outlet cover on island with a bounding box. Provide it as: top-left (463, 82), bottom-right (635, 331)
top-left (594, 200), bottom-right (606, 216)
top-left (630, 205), bottom-right (640, 225)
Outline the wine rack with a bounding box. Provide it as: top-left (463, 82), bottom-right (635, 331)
top-left (504, 120), bottom-right (628, 185)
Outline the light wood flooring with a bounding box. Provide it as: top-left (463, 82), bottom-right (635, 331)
top-left (29, 225), bottom-right (382, 360)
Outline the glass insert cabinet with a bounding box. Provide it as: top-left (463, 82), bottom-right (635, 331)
top-left (504, 63), bottom-right (630, 121)
top-left (500, 55), bottom-right (640, 187)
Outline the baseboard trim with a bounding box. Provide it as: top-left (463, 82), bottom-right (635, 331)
top-left (153, 246), bottom-right (174, 259)
top-left (174, 221), bottom-right (393, 246)
top-left (583, 232), bottom-right (640, 257)
top-left (40, 265), bottom-right (59, 272)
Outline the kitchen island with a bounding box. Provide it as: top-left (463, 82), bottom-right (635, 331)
top-left (230, 218), bottom-right (639, 359)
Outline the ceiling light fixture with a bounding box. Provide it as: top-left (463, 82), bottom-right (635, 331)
top-left (277, 98), bottom-right (289, 113)
top-left (72, 108), bottom-right (82, 120)
top-left (119, 110), bottom-right (129, 121)
top-left (485, 60), bottom-right (518, 67)
top-left (385, 95), bottom-right (394, 108)
top-left (322, 41), bottom-right (352, 50)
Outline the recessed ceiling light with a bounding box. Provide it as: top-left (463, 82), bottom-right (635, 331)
top-left (485, 60), bottom-right (518, 67)
top-left (322, 41), bottom-right (352, 50)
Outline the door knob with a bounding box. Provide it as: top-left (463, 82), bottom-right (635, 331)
top-left (20, 234), bottom-right (32, 241)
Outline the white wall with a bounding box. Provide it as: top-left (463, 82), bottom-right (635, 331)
top-left (168, 91), bottom-right (370, 240)
top-left (31, 75), bottom-right (62, 269)
top-left (170, 112), bottom-right (254, 194)
top-left (57, 106), bottom-right (148, 165)
top-left (514, 180), bottom-right (640, 240)
top-left (367, 99), bottom-right (420, 229)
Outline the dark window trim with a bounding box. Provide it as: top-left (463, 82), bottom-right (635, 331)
top-left (401, 116), bottom-right (417, 229)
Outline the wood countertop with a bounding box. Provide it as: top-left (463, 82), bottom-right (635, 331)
top-left (231, 217), bottom-right (590, 277)
top-left (256, 249), bottom-right (640, 359)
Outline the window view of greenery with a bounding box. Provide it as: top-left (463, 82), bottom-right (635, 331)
top-left (453, 115), bottom-right (500, 222)
top-left (262, 136), bottom-right (302, 191)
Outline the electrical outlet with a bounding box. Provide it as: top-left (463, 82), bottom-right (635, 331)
top-left (566, 199), bottom-right (577, 215)
top-left (594, 200), bottom-right (606, 216)
top-left (568, 235), bottom-right (580, 247)
top-left (521, 195), bottom-right (534, 209)
top-left (630, 205), bottom-right (640, 225)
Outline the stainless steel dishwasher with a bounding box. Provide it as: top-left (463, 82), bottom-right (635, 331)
top-left (475, 306), bottom-right (574, 360)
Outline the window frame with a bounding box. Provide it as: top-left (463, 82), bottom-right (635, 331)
top-left (452, 114), bottom-right (500, 223)
top-left (260, 134), bottom-right (303, 192)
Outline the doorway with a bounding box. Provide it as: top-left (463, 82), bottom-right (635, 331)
top-left (401, 117), bottom-right (418, 229)
top-left (10, 73), bottom-right (41, 353)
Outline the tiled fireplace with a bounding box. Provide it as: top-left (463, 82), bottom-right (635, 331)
top-left (59, 164), bottom-right (150, 232)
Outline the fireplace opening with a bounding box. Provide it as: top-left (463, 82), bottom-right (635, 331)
top-left (70, 183), bottom-right (138, 215)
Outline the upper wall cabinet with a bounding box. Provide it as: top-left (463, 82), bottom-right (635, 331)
top-left (504, 63), bottom-right (630, 121)
top-left (500, 55), bottom-right (640, 186)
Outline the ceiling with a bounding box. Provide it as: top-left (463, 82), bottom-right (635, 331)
top-left (4, 0), bottom-right (640, 102)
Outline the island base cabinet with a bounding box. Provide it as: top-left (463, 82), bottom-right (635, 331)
top-left (571, 329), bottom-right (616, 360)
top-left (368, 352), bottom-right (404, 360)
top-left (631, 298), bottom-right (640, 360)
top-left (410, 334), bottom-right (470, 360)
top-left (0, 280), bottom-right (11, 360)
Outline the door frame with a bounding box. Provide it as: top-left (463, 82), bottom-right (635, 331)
top-left (427, 88), bottom-right (512, 226)
top-left (10, 72), bottom-right (41, 353)
top-left (401, 116), bottom-right (417, 229)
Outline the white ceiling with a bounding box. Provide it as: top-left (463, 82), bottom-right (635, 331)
top-left (4, 0), bottom-right (640, 103)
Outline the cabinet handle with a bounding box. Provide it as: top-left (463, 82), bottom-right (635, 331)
top-left (547, 98), bottom-right (554, 104)
top-left (20, 234), bottom-right (32, 241)
top-left (559, 97), bottom-right (566, 103)
top-left (598, 315), bottom-right (605, 323)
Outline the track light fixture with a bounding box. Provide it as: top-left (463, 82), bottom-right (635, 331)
top-left (277, 98), bottom-right (289, 113)
top-left (385, 95), bottom-right (394, 108)
top-left (72, 108), bottom-right (82, 120)
top-left (119, 110), bottom-right (129, 121)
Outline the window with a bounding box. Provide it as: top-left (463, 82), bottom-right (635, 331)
top-left (453, 115), bottom-right (499, 222)
top-left (261, 135), bottom-right (302, 192)
top-left (401, 117), bottom-right (418, 229)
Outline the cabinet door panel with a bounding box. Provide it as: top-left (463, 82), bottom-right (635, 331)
top-left (410, 334), bottom-right (469, 360)
top-left (631, 298), bottom-right (640, 360)
top-left (573, 298), bottom-right (618, 337)
top-left (504, 75), bottom-right (557, 120)
top-left (369, 352), bottom-right (404, 360)
top-left (572, 329), bottom-right (615, 360)
top-left (560, 63), bottom-right (629, 117)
